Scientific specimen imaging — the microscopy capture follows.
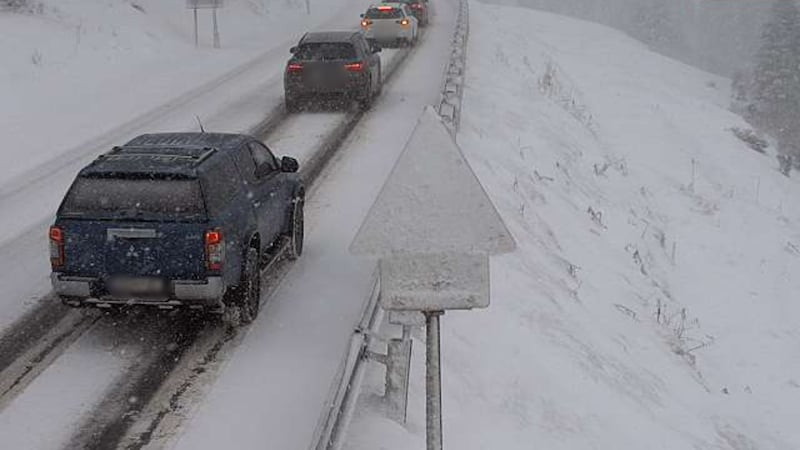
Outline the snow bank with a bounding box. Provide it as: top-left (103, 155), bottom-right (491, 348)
top-left (344, 2), bottom-right (800, 449)
top-left (0, 0), bottom-right (345, 188)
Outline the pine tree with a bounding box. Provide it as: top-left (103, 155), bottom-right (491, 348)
top-left (631, 0), bottom-right (686, 54)
top-left (752, 0), bottom-right (800, 158)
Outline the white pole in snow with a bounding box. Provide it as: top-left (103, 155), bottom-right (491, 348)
top-left (306, 0), bottom-right (311, 15)
top-left (193, 7), bottom-right (199, 47)
top-left (212, 6), bottom-right (220, 48)
top-left (425, 311), bottom-right (444, 450)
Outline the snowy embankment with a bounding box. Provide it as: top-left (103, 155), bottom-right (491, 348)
top-left (345, 2), bottom-right (800, 449)
top-left (2, 0), bottom-right (306, 186)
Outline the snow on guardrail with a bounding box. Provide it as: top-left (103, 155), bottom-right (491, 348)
top-left (308, 269), bottom-right (382, 450)
top-left (436, 0), bottom-right (469, 134)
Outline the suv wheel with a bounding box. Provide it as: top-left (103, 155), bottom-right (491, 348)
top-left (375, 67), bottom-right (383, 97)
top-left (287, 198), bottom-right (304, 260)
top-left (359, 76), bottom-right (373, 111)
top-left (226, 247), bottom-right (261, 325)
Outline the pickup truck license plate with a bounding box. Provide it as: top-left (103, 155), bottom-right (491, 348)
top-left (107, 277), bottom-right (165, 296)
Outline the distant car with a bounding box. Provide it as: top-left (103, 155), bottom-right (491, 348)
top-left (284, 31), bottom-right (383, 112)
top-left (395, 0), bottom-right (428, 26)
top-left (360, 3), bottom-right (419, 47)
top-left (49, 132), bottom-right (304, 324)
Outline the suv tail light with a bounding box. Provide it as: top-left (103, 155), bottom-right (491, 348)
top-left (49, 226), bottom-right (65, 269)
top-left (287, 63), bottom-right (304, 73)
top-left (345, 62), bottom-right (365, 72)
top-left (205, 229), bottom-right (224, 271)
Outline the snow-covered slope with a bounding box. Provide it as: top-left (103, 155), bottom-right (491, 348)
top-left (0, 0), bottom-right (348, 188)
top-left (344, 2), bottom-right (800, 449)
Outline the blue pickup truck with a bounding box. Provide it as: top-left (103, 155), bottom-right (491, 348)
top-left (49, 132), bottom-right (304, 323)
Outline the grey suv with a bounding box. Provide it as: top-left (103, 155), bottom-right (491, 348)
top-left (284, 31), bottom-right (382, 112)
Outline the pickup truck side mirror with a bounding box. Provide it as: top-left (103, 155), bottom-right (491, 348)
top-left (360, 13), bottom-right (365, 18)
top-left (281, 156), bottom-right (299, 173)
top-left (290, 46), bottom-right (298, 54)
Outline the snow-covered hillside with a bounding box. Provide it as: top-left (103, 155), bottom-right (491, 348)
top-left (0, 0), bottom-right (344, 189)
top-left (344, 2), bottom-right (800, 449)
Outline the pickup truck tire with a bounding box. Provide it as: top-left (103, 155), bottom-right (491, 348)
top-left (287, 199), bottom-right (304, 260)
top-left (231, 247), bottom-right (261, 325)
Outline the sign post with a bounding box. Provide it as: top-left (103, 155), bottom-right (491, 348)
top-left (351, 107), bottom-right (516, 449)
top-left (186, 0), bottom-right (223, 48)
top-left (425, 310), bottom-right (443, 450)
top-left (193, 7), bottom-right (198, 47)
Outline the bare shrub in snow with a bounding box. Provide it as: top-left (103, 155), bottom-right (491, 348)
top-left (586, 206), bottom-right (605, 228)
top-left (654, 299), bottom-right (714, 367)
top-left (730, 127), bottom-right (768, 154)
top-left (538, 59), bottom-right (596, 133)
top-left (30, 49), bottom-right (42, 66)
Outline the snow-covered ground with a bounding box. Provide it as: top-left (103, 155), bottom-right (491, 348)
top-left (344, 2), bottom-right (800, 449)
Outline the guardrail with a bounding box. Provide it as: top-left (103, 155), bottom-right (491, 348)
top-left (309, 269), bottom-right (382, 450)
top-left (437, 0), bottom-right (469, 134)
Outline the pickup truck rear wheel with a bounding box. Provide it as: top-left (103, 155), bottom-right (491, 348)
top-left (287, 199), bottom-right (304, 260)
top-left (229, 248), bottom-right (261, 325)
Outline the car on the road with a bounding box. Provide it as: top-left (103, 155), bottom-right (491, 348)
top-left (284, 31), bottom-right (383, 112)
top-left (360, 3), bottom-right (419, 47)
top-left (394, 0), bottom-right (429, 26)
top-left (49, 132), bottom-right (304, 324)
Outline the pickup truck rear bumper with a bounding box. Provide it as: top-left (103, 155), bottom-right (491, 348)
top-left (51, 273), bottom-right (225, 305)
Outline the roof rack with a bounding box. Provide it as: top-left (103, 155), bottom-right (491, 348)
top-left (99, 146), bottom-right (217, 166)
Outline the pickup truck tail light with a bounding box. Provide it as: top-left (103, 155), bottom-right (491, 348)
top-left (49, 226), bottom-right (65, 269)
top-left (205, 229), bottom-right (224, 271)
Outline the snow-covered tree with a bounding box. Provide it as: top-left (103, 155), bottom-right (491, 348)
top-left (751, 0), bottom-right (800, 159)
top-left (630, 0), bottom-right (687, 56)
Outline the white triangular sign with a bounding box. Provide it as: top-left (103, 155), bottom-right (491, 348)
top-left (350, 106), bottom-right (516, 256)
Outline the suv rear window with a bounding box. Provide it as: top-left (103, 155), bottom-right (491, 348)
top-left (60, 177), bottom-right (206, 220)
top-left (365, 6), bottom-right (403, 19)
top-left (295, 43), bottom-right (356, 61)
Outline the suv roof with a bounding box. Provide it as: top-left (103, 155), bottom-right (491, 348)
top-left (300, 31), bottom-right (362, 44)
top-left (81, 132), bottom-right (248, 179)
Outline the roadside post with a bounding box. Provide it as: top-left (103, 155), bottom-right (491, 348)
top-left (350, 107), bottom-right (516, 449)
top-left (186, 0), bottom-right (223, 48)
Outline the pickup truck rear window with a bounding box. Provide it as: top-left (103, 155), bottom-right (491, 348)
top-left (295, 43), bottom-right (356, 61)
top-left (60, 177), bottom-right (206, 220)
